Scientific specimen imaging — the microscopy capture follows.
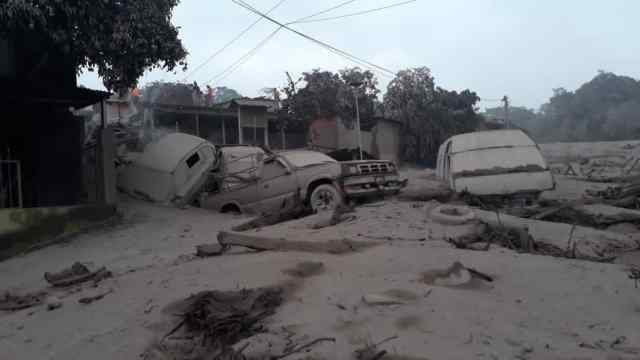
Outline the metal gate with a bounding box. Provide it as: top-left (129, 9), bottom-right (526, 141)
top-left (0, 159), bottom-right (22, 208)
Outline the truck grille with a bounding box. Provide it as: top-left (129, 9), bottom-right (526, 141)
top-left (357, 162), bottom-right (392, 174)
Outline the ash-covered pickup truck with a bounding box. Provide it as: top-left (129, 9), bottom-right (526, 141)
top-left (339, 160), bottom-right (407, 198)
top-left (201, 146), bottom-right (406, 214)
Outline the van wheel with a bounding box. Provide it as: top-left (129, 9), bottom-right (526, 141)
top-left (310, 184), bottom-right (342, 213)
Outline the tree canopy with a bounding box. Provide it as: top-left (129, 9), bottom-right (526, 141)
top-left (384, 67), bottom-right (481, 164)
top-left (497, 71), bottom-right (640, 142)
top-left (0, 0), bottom-right (187, 90)
top-left (284, 68), bottom-right (379, 129)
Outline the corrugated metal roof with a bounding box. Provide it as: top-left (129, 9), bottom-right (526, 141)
top-left (448, 129), bottom-right (536, 154)
top-left (233, 98), bottom-right (276, 108)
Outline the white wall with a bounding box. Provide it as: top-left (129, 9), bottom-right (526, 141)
top-left (337, 119), bottom-right (373, 153)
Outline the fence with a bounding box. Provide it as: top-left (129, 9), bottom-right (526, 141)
top-left (0, 159), bottom-right (22, 208)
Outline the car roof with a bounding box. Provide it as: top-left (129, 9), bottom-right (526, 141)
top-left (447, 129), bottom-right (536, 154)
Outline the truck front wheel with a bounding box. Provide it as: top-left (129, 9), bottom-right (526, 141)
top-left (310, 184), bottom-right (342, 212)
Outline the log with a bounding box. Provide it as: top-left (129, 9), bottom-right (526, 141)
top-left (475, 209), bottom-right (640, 262)
top-left (217, 231), bottom-right (373, 254)
top-left (232, 193), bottom-right (307, 232)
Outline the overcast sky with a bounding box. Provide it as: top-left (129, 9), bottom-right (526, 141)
top-left (78, 0), bottom-right (640, 110)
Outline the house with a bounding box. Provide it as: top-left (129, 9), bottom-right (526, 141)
top-left (140, 97), bottom-right (306, 149)
top-left (308, 115), bottom-right (403, 164)
top-left (0, 33), bottom-right (116, 256)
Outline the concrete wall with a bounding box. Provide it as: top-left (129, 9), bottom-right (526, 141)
top-left (309, 118), bottom-right (339, 151)
top-left (337, 119), bottom-right (373, 154)
top-left (372, 120), bottom-right (401, 164)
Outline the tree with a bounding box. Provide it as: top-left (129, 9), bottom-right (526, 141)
top-left (286, 67), bottom-right (380, 129)
top-left (484, 106), bottom-right (538, 130)
top-left (211, 86), bottom-right (242, 104)
top-left (384, 67), bottom-right (481, 164)
top-left (534, 71), bottom-right (640, 142)
top-left (0, 0), bottom-right (187, 91)
top-left (142, 81), bottom-right (199, 106)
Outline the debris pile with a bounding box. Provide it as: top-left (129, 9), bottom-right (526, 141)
top-left (44, 262), bottom-right (111, 287)
top-left (148, 287), bottom-right (283, 359)
top-left (0, 291), bottom-right (46, 312)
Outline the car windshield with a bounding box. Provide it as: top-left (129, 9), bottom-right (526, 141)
top-left (278, 151), bottom-right (337, 168)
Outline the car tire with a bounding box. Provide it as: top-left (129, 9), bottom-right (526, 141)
top-left (310, 184), bottom-right (343, 213)
top-left (430, 205), bottom-right (476, 225)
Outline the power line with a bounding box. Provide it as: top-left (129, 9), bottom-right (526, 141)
top-left (292, 0), bottom-right (358, 23)
top-left (181, 0), bottom-right (287, 81)
top-left (204, 0), bottom-right (361, 85)
top-left (208, 27), bottom-right (283, 85)
top-left (292, 0), bottom-right (417, 24)
top-left (233, 0), bottom-right (395, 76)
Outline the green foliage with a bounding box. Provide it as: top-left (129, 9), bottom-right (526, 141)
top-left (142, 81), bottom-right (196, 105)
top-left (514, 71), bottom-right (640, 142)
top-left (212, 86), bottom-right (242, 104)
top-left (384, 67), bottom-right (481, 164)
top-left (484, 106), bottom-right (537, 130)
top-left (0, 0), bottom-right (187, 90)
top-left (285, 68), bottom-right (379, 129)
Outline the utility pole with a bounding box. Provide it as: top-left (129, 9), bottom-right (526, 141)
top-left (350, 81), bottom-right (363, 160)
top-left (273, 88), bottom-right (284, 150)
top-left (502, 95), bottom-right (510, 129)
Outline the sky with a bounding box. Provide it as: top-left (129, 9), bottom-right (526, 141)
top-left (78, 0), bottom-right (640, 111)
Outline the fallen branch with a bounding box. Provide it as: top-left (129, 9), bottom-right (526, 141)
top-left (78, 289), bottom-right (114, 305)
top-left (271, 337), bottom-right (336, 359)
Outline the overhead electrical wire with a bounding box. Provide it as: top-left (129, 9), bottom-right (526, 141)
top-left (181, 0), bottom-right (287, 81)
top-left (292, 0), bottom-right (358, 23)
top-left (232, 0), bottom-right (395, 76)
top-left (292, 0), bottom-right (417, 24)
top-left (205, 0), bottom-right (362, 85)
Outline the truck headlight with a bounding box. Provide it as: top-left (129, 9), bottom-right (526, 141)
top-left (342, 164), bottom-right (358, 174)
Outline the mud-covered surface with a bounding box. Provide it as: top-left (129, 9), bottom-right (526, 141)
top-left (2, 157), bottom-right (640, 359)
top-left (453, 164), bottom-right (547, 179)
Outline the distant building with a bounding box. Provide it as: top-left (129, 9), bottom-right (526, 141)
top-left (140, 97), bottom-right (306, 149)
top-left (308, 115), bottom-right (402, 164)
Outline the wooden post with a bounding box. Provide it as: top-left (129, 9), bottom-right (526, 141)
top-left (195, 113), bottom-right (200, 137)
top-left (238, 108), bottom-right (242, 144)
top-left (222, 118), bottom-right (227, 144)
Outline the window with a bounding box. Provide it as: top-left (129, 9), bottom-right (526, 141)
top-left (186, 152), bottom-right (200, 168)
top-left (261, 160), bottom-right (288, 180)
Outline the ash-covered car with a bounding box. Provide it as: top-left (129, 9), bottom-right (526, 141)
top-left (339, 160), bottom-right (407, 198)
top-left (201, 146), bottom-right (406, 214)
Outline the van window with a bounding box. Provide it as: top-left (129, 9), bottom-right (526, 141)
top-left (186, 152), bottom-right (200, 168)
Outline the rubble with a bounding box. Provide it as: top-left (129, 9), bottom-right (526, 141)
top-left (421, 261), bottom-right (493, 287)
top-left (45, 295), bottom-right (63, 311)
top-left (78, 289), bottom-right (114, 305)
top-left (147, 286), bottom-right (284, 359)
top-left (44, 262), bottom-right (112, 287)
top-left (474, 209), bottom-right (640, 261)
top-left (0, 291), bottom-right (45, 312)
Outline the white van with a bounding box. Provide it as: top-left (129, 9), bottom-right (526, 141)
top-left (436, 129), bottom-right (554, 199)
top-left (118, 133), bottom-right (216, 206)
